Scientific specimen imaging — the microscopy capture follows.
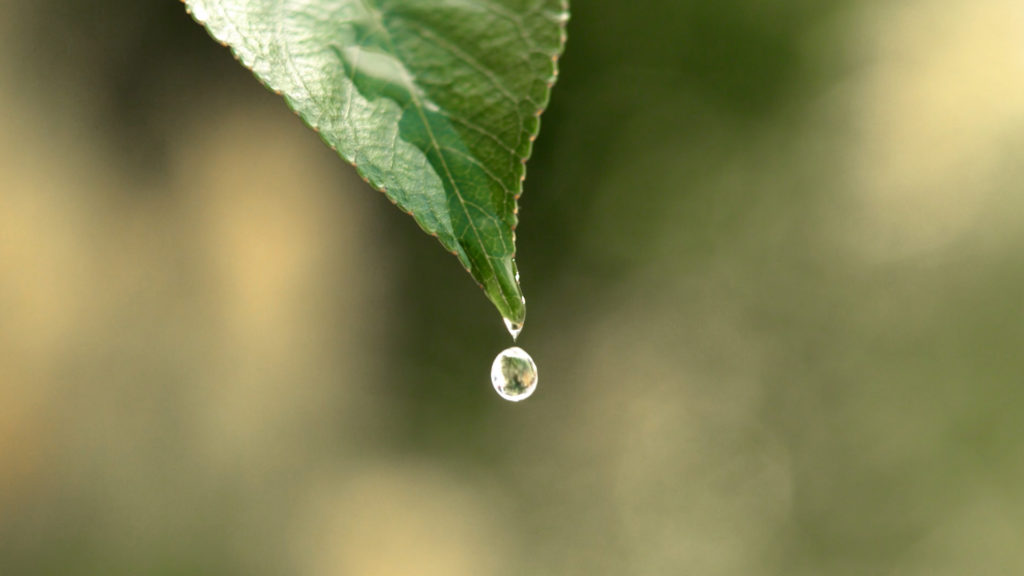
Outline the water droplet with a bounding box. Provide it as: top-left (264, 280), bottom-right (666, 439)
top-left (491, 346), bottom-right (538, 402)
top-left (503, 318), bottom-right (523, 341)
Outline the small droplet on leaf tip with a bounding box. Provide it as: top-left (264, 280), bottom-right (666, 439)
top-left (503, 318), bottom-right (524, 341)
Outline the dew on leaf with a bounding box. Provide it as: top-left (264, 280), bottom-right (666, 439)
top-left (491, 346), bottom-right (538, 402)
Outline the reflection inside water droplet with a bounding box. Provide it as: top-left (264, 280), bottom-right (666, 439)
top-left (491, 346), bottom-right (538, 402)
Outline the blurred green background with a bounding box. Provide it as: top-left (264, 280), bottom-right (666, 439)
top-left (3, 1), bottom-right (1024, 574)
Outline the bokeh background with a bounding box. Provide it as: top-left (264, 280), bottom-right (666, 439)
top-left (3, 0), bottom-right (1024, 574)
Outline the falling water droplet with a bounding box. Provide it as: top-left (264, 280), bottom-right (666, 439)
top-left (491, 346), bottom-right (538, 402)
top-left (503, 318), bottom-right (524, 341)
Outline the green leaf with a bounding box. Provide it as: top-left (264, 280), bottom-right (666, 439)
top-left (183, 0), bottom-right (568, 327)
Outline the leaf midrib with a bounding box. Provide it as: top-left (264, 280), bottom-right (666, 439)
top-left (358, 0), bottom-right (515, 313)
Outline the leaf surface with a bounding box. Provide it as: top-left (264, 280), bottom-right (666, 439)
top-left (184, 0), bottom-right (568, 326)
